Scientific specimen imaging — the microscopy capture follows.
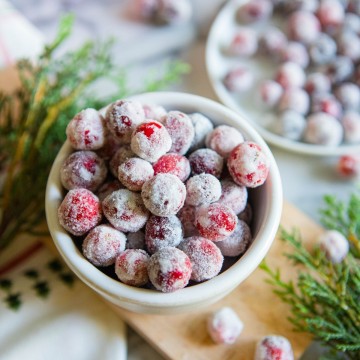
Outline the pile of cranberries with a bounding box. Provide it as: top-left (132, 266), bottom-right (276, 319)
top-left (223, 0), bottom-right (360, 147)
top-left (57, 99), bottom-right (270, 293)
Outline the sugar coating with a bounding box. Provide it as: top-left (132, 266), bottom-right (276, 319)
top-left (236, 0), bottom-right (272, 24)
top-left (142, 173), bottom-right (186, 216)
top-left (60, 151), bottom-right (107, 192)
top-left (280, 41), bottom-right (309, 68)
top-left (272, 110), bottom-right (306, 141)
top-left (178, 236), bottom-right (224, 282)
top-left (342, 111), bottom-right (360, 144)
top-left (288, 11), bottom-right (320, 44)
top-left (185, 174), bottom-right (222, 207)
top-left (337, 154), bottom-right (360, 178)
top-left (325, 56), bottom-right (354, 84)
top-left (317, 0), bottom-right (345, 30)
top-left (145, 215), bottom-right (183, 254)
top-left (217, 179), bottom-right (247, 215)
top-left (131, 120), bottom-right (172, 162)
top-left (207, 307), bottom-right (244, 344)
top-left (227, 141), bottom-right (270, 188)
top-left (82, 224), bottom-right (126, 267)
top-left (142, 103), bottom-right (167, 121)
top-left (118, 157), bottom-right (154, 191)
top-left (115, 249), bottom-right (150, 287)
top-left (254, 335), bottom-right (294, 360)
top-left (311, 93), bottom-right (342, 119)
top-left (195, 203), bottom-right (238, 242)
top-left (216, 220), bottom-right (252, 257)
top-left (304, 112), bottom-right (343, 146)
top-left (96, 131), bottom-right (122, 161)
top-left (335, 83), bottom-right (360, 110)
top-left (96, 179), bottom-right (123, 202)
top-left (58, 188), bottom-right (102, 236)
top-left (177, 204), bottom-right (198, 237)
top-left (319, 229), bottom-right (349, 263)
top-left (224, 66), bottom-right (254, 92)
top-left (153, 153), bottom-right (191, 182)
top-left (134, 0), bottom-right (159, 20)
top-left (275, 62), bottom-right (306, 89)
top-left (105, 100), bottom-right (145, 143)
top-left (109, 145), bottom-right (135, 177)
top-left (155, 0), bottom-right (192, 25)
top-left (309, 33), bottom-right (337, 65)
top-left (126, 230), bottom-right (146, 250)
top-left (259, 80), bottom-right (283, 108)
top-left (278, 88), bottom-right (310, 115)
top-left (102, 189), bottom-right (149, 232)
top-left (189, 148), bottom-right (224, 178)
top-left (66, 108), bottom-right (105, 150)
top-left (147, 247), bottom-right (192, 293)
top-left (305, 72), bottom-right (331, 94)
top-left (205, 125), bottom-right (245, 158)
top-left (239, 203), bottom-right (253, 225)
top-left (188, 113), bottom-right (214, 152)
top-left (161, 111), bottom-right (194, 155)
top-left (228, 28), bottom-right (258, 57)
top-left (259, 26), bottom-right (287, 57)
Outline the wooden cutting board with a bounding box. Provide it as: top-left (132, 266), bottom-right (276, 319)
top-left (112, 201), bottom-right (323, 360)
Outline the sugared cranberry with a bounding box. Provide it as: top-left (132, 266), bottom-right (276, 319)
top-left (342, 111), bottom-right (360, 143)
top-left (188, 113), bottom-right (214, 151)
top-left (189, 148), bottom-right (224, 178)
top-left (288, 11), bottom-right (320, 44)
top-left (317, 0), bottom-right (345, 31)
top-left (109, 145), bottom-right (135, 177)
top-left (272, 110), bottom-right (307, 141)
top-left (309, 33), bottom-right (337, 64)
top-left (335, 82), bottom-right (360, 110)
top-left (319, 230), bottom-right (349, 263)
top-left (337, 30), bottom-right (360, 61)
top-left (275, 62), bottom-right (306, 88)
top-left (325, 56), bottom-right (354, 84)
top-left (216, 179), bottom-right (248, 215)
top-left (238, 203), bottom-right (253, 225)
top-left (254, 335), bottom-right (294, 360)
top-left (236, 0), bottom-right (273, 23)
top-left (280, 41), bottom-right (309, 68)
top-left (305, 72), bottom-right (331, 94)
top-left (278, 88), bottom-right (310, 115)
top-left (58, 188), bottom-right (102, 236)
top-left (177, 204), bottom-right (198, 237)
top-left (311, 93), bottom-right (343, 119)
top-left (258, 80), bottom-right (283, 108)
top-left (153, 153), bottom-right (191, 182)
top-left (96, 179), bottom-right (123, 201)
top-left (155, 0), bottom-right (192, 25)
top-left (337, 154), bottom-right (360, 177)
top-left (147, 247), bottom-right (192, 293)
top-left (82, 225), bottom-right (126, 267)
top-left (228, 28), bottom-right (258, 57)
top-left (142, 103), bottom-right (167, 120)
top-left (259, 27), bottom-right (288, 57)
top-left (223, 66), bottom-right (254, 92)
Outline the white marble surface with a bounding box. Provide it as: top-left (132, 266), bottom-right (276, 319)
top-left (6, 0), bottom-right (357, 358)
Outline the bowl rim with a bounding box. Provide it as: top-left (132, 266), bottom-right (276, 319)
top-left (45, 91), bottom-right (283, 309)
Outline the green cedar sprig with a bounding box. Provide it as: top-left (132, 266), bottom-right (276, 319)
top-left (260, 192), bottom-right (360, 360)
top-left (0, 14), bottom-right (190, 250)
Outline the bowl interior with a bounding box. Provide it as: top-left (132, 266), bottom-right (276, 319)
top-left (45, 91), bottom-right (282, 312)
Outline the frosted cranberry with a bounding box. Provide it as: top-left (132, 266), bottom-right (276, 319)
top-left (188, 113), bottom-right (214, 151)
top-left (177, 204), bottom-right (198, 237)
top-left (106, 100), bottom-right (145, 143)
top-left (134, 0), bottom-right (159, 20)
top-left (311, 93), bottom-right (342, 119)
top-left (126, 230), bottom-right (146, 250)
top-left (216, 220), bottom-right (252, 257)
top-left (161, 111), bottom-right (194, 155)
top-left (109, 145), bottom-right (135, 177)
top-left (58, 188), bottom-right (102, 236)
top-left (189, 148), bottom-right (224, 178)
top-left (115, 249), bottom-right (150, 287)
top-left (288, 11), bottom-right (320, 44)
top-left (66, 108), bottom-right (105, 150)
top-left (223, 67), bottom-right (254, 92)
top-left (96, 179), bottom-right (123, 202)
top-left (103, 189), bottom-right (149, 232)
top-left (60, 151), bottom-right (107, 192)
top-left (207, 307), bottom-right (244, 344)
top-left (309, 33), bottom-right (337, 64)
top-left (280, 41), bottom-right (309, 68)
top-left (325, 56), bottom-right (354, 84)
top-left (195, 203), bottom-right (237, 242)
top-left (217, 180), bottom-right (247, 215)
top-left (305, 72), bottom-right (331, 94)
top-left (275, 62), bottom-right (306, 89)
top-left (272, 110), bottom-right (307, 141)
top-left (156, 0), bottom-right (192, 25)
top-left (317, 0), bottom-right (345, 31)
top-left (278, 88), bottom-right (310, 115)
top-left (342, 111), bottom-right (360, 143)
top-left (148, 247), bottom-right (192, 293)
top-left (142, 103), bottom-right (167, 121)
top-left (337, 154), bottom-right (360, 177)
top-left (319, 230), bottom-right (349, 263)
top-left (228, 141), bottom-right (270, 188)
top-left (96, 131), bottom-right (122, 161)
top-left (118, 157), bottom-right (154, 191)
top-left (145, 215), bottom-right (183, 254)
top-left (304, 112), bottom-right (343, 145)
top-left (335, 83), bottom-right (360, 110)
top-left (238, 203), bottom-right (253, 225)
top-left (282, 0), bottom-right (318, 12)
top-left (337, 30), bottom-right (360, 61)
top-left (259, 27), bottom-right (287, 57)
top-left (228, 28), bottom-right (258, 57)
top-left (254, 335), bottom-right (294, 360)
top-left (131, 120), bottom-right (172, 162)
top-left (153, 153), bottom-right (190, 182)
top-left (141, 173), bottom-right (186, 216)
top-left (205, 125), bottom-right (245, 158)
top-left (82, 225), bottom-right (126, 267)
top-left (185, 174), bottom-right (221, 207)
top-left (348, 0), bottom-right (360, 15)
top-left (258, 80), bottom-right (283, 108)
top-left (342, 13), bottom-right (360, 34)
top-left (236, 0), bottom-right (273, 23)
top-left (179, 236), bottom-right (223, 282)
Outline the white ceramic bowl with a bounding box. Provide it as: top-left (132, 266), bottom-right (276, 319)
top-left (45, 92), bottom-right (283, 314)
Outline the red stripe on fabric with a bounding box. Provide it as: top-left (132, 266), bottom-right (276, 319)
top-left (0, 241), bottom-right (44, 277)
